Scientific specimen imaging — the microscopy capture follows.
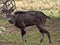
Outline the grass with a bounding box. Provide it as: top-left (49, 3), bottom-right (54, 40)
top-left (42, 10), bottom-right (60, 19)
top-left (0, 19), bottom-right (7, 23)
top-left (0, 27), bottom-right (60, 45)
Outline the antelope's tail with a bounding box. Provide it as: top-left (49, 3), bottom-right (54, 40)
top-left (46, 16), bottom-right (55, 23)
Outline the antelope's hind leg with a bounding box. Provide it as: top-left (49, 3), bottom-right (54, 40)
top-left (36, 25), bottom-right (51, 43)
top-left (40, 33), bottom-right (44, 42)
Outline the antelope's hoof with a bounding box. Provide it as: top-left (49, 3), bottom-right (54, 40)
top-left (25, 40), bottom-right (27, 43)
top-left (49, 41), bottom-right (52, 43)
top-left (40, 40), bottom-right (43, 43)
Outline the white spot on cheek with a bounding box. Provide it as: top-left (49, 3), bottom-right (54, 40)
top-left (12, 23), bottom-right (15, 26)
top-left (7, 18), bottom-right (11, 21)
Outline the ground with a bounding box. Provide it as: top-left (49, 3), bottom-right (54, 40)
top-left (0, 19), bottom-right (60, 45)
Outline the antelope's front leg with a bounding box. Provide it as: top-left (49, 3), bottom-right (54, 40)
top-left (21, 28), bottom-right (27, 43)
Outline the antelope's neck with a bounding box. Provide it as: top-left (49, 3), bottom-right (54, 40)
top-left (6, 15), bottom-right (16, 25)
top-left (6, 15), bottom-right (11, 21)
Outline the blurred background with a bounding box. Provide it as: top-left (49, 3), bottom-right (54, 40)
top-left (15, 0), bottom-right (60, 18)
top-left (0, 0), bottom-right (60, 45)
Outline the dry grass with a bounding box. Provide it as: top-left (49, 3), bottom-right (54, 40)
top-left (15, 0), bottom-right (60, 11)
top-left (15, 0), bottom-right (60, 18)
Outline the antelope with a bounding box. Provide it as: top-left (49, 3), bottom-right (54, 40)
top-left (1, 9), bottom-right (55, 43)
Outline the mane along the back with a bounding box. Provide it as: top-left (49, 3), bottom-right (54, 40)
top-left (14, 11), bottom-right (27, 14)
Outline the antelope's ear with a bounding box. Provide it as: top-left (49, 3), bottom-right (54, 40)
top-left (0, 9), bottom-right (4, 14)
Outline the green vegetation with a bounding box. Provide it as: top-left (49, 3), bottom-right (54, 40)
top-left (0, 19), bottom-right (7, 23)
